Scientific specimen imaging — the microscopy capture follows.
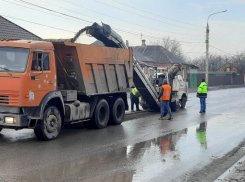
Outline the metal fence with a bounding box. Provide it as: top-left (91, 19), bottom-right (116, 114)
top-left (197, 73), bottom-right (244, 86)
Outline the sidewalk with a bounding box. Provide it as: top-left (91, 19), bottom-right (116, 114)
top-left (214, 155), bottom-right (245, 182)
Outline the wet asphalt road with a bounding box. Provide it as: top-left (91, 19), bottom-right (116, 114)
top-left (1, 88), bottom-right (245, 182)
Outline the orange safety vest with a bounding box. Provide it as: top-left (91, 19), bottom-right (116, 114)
top-left (161, 84), bottom-right (171, 100)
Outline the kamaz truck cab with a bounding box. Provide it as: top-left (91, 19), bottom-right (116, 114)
top-left (0, 40), bottom-right (59, 138)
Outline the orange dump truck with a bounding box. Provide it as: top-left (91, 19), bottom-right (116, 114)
top-left (0, 40), bottom-right (133, 140)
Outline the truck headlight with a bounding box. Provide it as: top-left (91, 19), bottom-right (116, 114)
top-left (5, 117), bottom-right (16, 124)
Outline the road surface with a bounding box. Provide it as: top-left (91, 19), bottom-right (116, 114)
top-left (1, 87), bottom-right (245, 182)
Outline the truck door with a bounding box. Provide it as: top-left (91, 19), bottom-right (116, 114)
top-left (29, 51), bottom-right (56, 106)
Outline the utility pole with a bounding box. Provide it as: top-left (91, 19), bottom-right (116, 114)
top-left (205, 10), bottom-right (227, 85)
top-left (205, 23), bottom-right (209, 85)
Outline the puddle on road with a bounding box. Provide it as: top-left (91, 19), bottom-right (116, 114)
top-left (6, 113), bottom-right (245, 182)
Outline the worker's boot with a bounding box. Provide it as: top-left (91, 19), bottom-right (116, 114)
top-left (168, 117), bottom-right (173, 120)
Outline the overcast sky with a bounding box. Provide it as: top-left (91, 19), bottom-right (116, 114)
top-left (1, 0), bottom-right (245, 59)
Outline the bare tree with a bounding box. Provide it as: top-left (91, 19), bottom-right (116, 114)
top-left (232, 52), bottom-right (245, 74)
top-left (187, 54), bottom-right (230, 71)
top-left (150, 37), bottom-right (185, 61)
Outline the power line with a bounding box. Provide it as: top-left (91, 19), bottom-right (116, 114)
top-left (16, 0), bottom-right (92, 24)
top-left (40, 0), bottom-right (204, 38)
top-left (210, 45), bottom-right (235, 56)
top-left (185, 52), bottom-right (205, 54)
top-left (3, 0), bottom-right (92, 27)
top-left (210, 32), bottom-right (242, 51)
top-left (186, 44), bottom-right (204, 52)
top-left (2, 0), bottom-right (206, 50)
top-left (185, 45), bottom-right (205, 54)
top-left (211, 38), bottom-right (240, 54)
top-left (0, 14), bottom-right (77, 33)
top-left (62, 0), bottom-right (205, 36)
top-left (0, 12), bottom-right (204, 46)
top-left (3, 15), bottom-right (234, 58)
top-left (17, 0), bottom-right (204, 39)
top-left (91, 0), bottom-right (204, 32)
top-left (11, 0), bottom-right (205, 44)
top-left (113, 28), bottom-right (204, 43)
top-left (111, 0), bottom-right (204, 28)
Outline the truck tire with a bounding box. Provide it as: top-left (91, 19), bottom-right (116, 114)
top-left (171, 101), bottom-right (177, 112)
top-left (92, 99), bottom-right (109, 129)
top-left (142, 103), bottom-right (149, 110)
top-left (181, 96), bottom-right (187, 108)
top-left (34, 106), bottom-right (62, 141)
top-left (109, 97), bottom-right (125, 125)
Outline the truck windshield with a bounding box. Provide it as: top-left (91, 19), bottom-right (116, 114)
top-left (0, 47), bottom-right (29, 73)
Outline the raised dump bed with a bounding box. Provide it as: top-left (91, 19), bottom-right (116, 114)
top-left (133, 62), bottom-right (160, 110)
top-left (81, 23), bottom-right (160, 109)
top-left (53, 42), bottom-right (133, 95)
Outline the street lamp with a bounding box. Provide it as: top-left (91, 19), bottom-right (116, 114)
top-left (205, 10), bottom-right (227, 85)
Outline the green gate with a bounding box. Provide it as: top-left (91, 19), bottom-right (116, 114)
top-left (188, 73), bottom-right (197, 88)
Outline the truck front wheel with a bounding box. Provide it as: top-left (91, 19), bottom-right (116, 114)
top-left (109, 97), bottom-right (125, 125)
top-left (92, 99), bottom-right (109, 129)
top-left (34, 106), bottom-right (62, 141)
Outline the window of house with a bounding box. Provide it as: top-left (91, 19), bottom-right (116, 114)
top-left (31, 52), bottom-right (50, 71)
top-left (226, 67), bottom-right (231, 72)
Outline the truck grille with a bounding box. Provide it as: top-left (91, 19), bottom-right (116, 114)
top-left (0, 90), bottom-right (19, 106)
top-left (0, 95), bottom-right (9, 104)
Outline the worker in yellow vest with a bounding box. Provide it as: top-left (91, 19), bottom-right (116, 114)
top-left (130, 86), bottom-right (141, 112)
top-left (197, 78), bottom-right (208, 113)
top-left (158, 80), bottom-right (173, 120)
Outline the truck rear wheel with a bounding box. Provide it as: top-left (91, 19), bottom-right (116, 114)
top-left (92, 99), bottom-right (109, 129)
top-left (109, 97), bottom-right (125, 125)
top-left (34, 106), bottom-right (62, 141)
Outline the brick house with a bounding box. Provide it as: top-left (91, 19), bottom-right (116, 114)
top-left (216, 62), bottom-right (245, 83)
top-left (195, 62), bottom-right (244, 86)
top-left (216, 62), bottom-right (239, 74)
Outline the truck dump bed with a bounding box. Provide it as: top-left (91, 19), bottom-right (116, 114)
top-left (80, 23), bottom-right (160, 109)
top-left (53, 42), bottom-right (133, 96)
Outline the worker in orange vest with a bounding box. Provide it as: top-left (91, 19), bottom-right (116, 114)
top-left (158, 80), bottom-right (173, 120)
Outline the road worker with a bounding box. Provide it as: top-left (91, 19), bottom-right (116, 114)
top-left (197, 78), bottom-right (208, 113)
top-left (158, 80), bottom-right (173, 120)
top-left (130, 86), bottom-right (141, 112)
